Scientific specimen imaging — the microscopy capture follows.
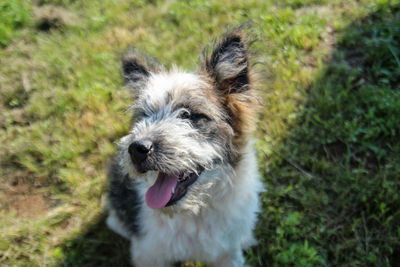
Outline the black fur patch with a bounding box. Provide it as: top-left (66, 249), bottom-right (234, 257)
top-left (108, 158), bottom-right (142, 235)
top-left (122, 56), bottom-right (150, 84)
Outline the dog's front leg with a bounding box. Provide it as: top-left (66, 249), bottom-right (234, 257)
top-left (106, 209), bottom-right (132, 240)
top-left (212, 249), bottom-right (245, 267)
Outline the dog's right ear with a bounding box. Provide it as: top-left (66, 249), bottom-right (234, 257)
top-left (122, 51), bottom-right (163, 94)
top-left (122, 54), bottom-right (150, 85)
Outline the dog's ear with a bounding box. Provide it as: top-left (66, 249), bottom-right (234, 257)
top-left (203, 31), bottom-right (250, 94)
top-left (201, 30), bottom-right (259, 147)
top-left (122, 50), bottom-right (163, 93)
top-left (122, 54), bottom-right (150, 86)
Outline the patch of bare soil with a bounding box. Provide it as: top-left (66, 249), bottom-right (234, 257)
top-left (0, 173), bottom-right (50, 219)
top-left (34, 4), bottom-right (76, 31)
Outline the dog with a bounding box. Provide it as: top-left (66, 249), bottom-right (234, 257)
top-left (106, 29), bottom-right (264, 267)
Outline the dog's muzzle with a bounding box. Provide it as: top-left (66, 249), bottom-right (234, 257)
top-left (127, 139), bottom-right (205, 209)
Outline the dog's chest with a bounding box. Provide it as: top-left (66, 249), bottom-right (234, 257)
top-left (138, 207), bottom-right (237, 261)
top-left (136, 188), bottom-right (260, 263)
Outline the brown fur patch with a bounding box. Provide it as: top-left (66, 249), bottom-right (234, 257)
top-left (200, 29), bottom-right (260, 150)
top-left (224, 89), bottom-right (259, 148)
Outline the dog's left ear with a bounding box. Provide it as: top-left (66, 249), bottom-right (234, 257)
top-left (203, 31), bottom-right (250, 94)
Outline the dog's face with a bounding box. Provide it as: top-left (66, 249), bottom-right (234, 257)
top-left (117, 31), bottom-right (257, 213)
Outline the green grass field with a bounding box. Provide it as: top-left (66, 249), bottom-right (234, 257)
top-left (0, 0), bottom-right (399, 266)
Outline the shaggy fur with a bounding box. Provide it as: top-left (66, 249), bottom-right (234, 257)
top-left (106, 29), bottom-right (264, 267)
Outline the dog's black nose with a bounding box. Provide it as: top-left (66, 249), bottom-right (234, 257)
top-left (128, 140), bottom-right (153, 162)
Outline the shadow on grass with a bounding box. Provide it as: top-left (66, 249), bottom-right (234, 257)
top-left (250, 2), bottom-right (400, 267)
top-left (59, 3), bottom-right (400, 267)
top-left (59, 214), bottom-right (131, 267)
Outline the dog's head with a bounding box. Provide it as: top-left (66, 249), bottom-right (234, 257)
top-left (117, 30), bottom-right (258, 213)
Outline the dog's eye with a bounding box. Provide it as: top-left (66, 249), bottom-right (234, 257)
top-left (178, 110), bottom-right (209, 122)
top-left (178, 110), bottom-right (191, 120)
top-left (190, 113), bottom-right (210, 122)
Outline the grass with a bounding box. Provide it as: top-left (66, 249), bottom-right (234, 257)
top-left (0, 0), bottom-right (31, 47)
top-left (0, 0), bottom-right (399, 266)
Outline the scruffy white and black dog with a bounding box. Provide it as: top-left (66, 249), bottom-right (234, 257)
top-left (106, 29), bottom-right (264, 267)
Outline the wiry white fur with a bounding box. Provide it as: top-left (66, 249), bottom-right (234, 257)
top-left (135, 69), bottom-right (209, 114)
top-left (107, 69), bottom-right (264, 266)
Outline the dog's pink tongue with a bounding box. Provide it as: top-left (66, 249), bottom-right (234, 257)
top-left (145, 172), bottom-right (178, 209)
